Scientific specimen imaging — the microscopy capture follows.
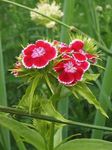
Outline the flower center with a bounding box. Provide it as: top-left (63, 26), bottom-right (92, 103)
top-left (31, 47), bottom-right (45, 58)
top-left (64, 61), bottom-right (76, 73)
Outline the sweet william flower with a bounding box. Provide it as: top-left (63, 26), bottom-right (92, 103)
top-left (54, 55), bottom-right (84, 85)
top-left (22, 40), bottom-right (57, 69)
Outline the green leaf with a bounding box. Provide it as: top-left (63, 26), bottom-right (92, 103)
top-left (12, 132), bottom-right (26, 150)
top-left (54, 127), bottom-right (63, 148)
top-left (42, 100), bottom-right (66, 121)
top-left (18, 74), bottom-right (42, 113)
top-left (70, 82), bottom-right (108, 118)
top-left (0, 114), bottom-right (45, 150)
top-left (55, 139), bottom-right (112, 150)
top-left (83, 73), bottom-right (100, 81)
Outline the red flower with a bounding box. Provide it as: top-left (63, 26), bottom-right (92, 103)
top-left (22, 40), bottom-right (57, 69)
top-left (54, 56), bottom-right (84, 85)
top-left (70, 39), bottom-right (84, 52)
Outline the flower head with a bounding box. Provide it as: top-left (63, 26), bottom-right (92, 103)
top-left (53, 39), bottom-right (98, 86)
top-left (22, 40), bottom-right (57, 69)
top-left (30, 1), bottom-right (63, 28)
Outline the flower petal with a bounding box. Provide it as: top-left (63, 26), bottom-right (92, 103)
top-left (33, 56), bottom-right (49, 68)
top-left (22, 56), bottom-right (33, 68)
top-left (86, 53), bottom-right (96, 60)
top-left (73, 68), bottom-right (84, 81)
top-left (73, 53), bottom-right (87, 62)
top-left (23, 44), bottom-right (36, 56)
top-left (45, 46), bottom-right (57, 60)
top-left (70, 40), bottom-right (84, 52)
top-left (86, 53), bottom-right (97, 64)
top-left (58, 71), bottom-right (75, 85)
top-left (35, 40), bottom-right (47, 47)
top-left (78, 61), bottom-right (90, 71)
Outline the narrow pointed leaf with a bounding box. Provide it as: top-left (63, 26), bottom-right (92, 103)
top-left (70, 83), bottom-right (108, 117)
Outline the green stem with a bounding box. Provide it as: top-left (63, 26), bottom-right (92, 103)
top-left (92, 46), bottom-right (112, 139)
top-left (0, 105), bottom-right (112, 132)
top-left (1, 0), bottom-right (112, 56)
top-left (0, 34), bottom-right (11, 150)
top-left (49, 123), bottom-right (55, 150)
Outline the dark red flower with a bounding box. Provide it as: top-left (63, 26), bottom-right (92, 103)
top-left (22, 40), bottom-right (57, 69)
top-left (70, 39), bottom-right (84, 52)
top-left (54, 56), bottom-right (84, 85)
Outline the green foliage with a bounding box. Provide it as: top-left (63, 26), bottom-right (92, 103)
top-left (0, 114), bottom-right (46, 150)
top-left (55, 139), bottom-right (112, 150)
top-left (83, 73), bottom-right (100, 81)
top-left (70, 82), bottom-right (108, 117)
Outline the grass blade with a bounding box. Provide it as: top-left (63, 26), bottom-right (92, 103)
top-left (0, 34), bottom-right (11, 150)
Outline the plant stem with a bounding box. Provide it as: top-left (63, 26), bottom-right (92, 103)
top-left (0, 34), bottom-right (11, 150)
top-left (49, 123), bottom-right (55, 150)
top-left (1, 0), bottom-right (112, 56)
top-left (92, 46), bottom-right (112, 139)
top-left (0, 105), bottom-right (112, 132)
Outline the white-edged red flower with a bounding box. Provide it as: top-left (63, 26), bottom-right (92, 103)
top-left (54, 55), bottom-right (84, 86)
top-left (22, 40), bottom-right (57, 69)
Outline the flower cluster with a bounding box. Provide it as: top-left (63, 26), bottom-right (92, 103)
top-left (12, 39), bottom-right (97, 85)
top-left (53, 40), bottom-right (97, 85)
top-left (30, 1), bottom-right (63, 28)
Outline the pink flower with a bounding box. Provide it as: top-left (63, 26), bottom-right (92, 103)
top-left (54, 55), bottom-right (84, 85)
top-left (22, 40), bottom-right (57, 69)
